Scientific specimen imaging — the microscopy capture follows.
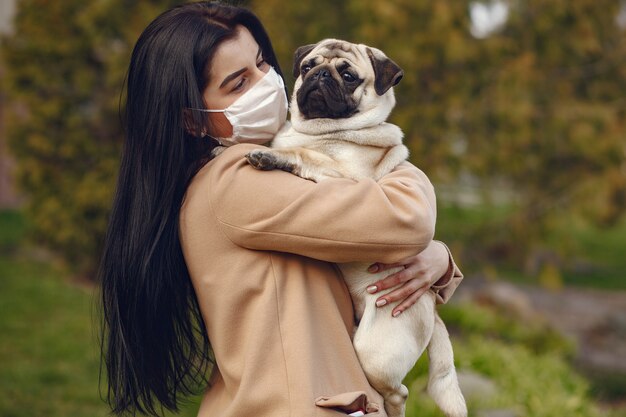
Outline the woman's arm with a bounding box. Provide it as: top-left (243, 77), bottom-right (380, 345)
top-left (207, 144), bottom-right (436, 263)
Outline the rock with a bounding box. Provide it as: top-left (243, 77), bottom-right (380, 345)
top-left (456, 370), bottom-right (497, 401)
top-left (478, 409), bottom-right (519, 417)
top-left (473, 281), bottom-right (536, 321)
top-left (607, 311), bottom-right (626, 338)
top-left (456, 279), bottom-right (626, 388)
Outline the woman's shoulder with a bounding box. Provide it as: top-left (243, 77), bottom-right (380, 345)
top-left (192, 143), bottom-right (261, 182)
top-left (212, 143), bottom-right (262, 164)
top-left (184, 143), bottom-right (263, 202)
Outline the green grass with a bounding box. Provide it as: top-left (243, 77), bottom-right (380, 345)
top-left (403, 302), bottom-right (622, 417)
top-left (0, 209), bottom-right (27, 249)
top-left (406, 335), bottom-right (604, 417)
top-left (0, 258), bottom-right (107, 417)
top-left (558, 215), bottom-right (626, 289)
top-left (1, 207), bottom-right (624, 417)
top-left (435, 203), bottom-right (626, 290)
top-left (0, 210), bottom-right (200, 417)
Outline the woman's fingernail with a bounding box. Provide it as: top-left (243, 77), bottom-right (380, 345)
top-left (367, 285), bottom-right (378, 294)
top-left (368, 264), bottom-right (379, 273)
top-left (393, 310), bottom-right (402, 317)
top-left (376, 299), bottom-right (387, 307)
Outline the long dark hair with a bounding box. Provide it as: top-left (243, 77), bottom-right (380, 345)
top-left (98, 2), bottom-right (283, 415)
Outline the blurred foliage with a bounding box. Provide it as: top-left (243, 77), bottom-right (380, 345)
top-left (2, 0), bottom-right (625, 277)
top-left (1, 0), bottom-right (180, 278)
top-left (407, 336), bottom-right (604, 417)
top-left (0, 206), bottom-right (620, 413)
top-left (439, 301), bottom-right (573, 356)
top-left (0, 210), bottom-right (201, 417)
top-left (405, 302), bottom-right (605, 417)
top-left (253, 0), bottom-right (626, 270)
top-left (1, 209), bottom-right (620, 417)
top-left (0, 209), bottom-right (25, 251)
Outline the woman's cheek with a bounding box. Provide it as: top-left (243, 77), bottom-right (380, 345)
top-left (208, 112), bottom-right (234, 138)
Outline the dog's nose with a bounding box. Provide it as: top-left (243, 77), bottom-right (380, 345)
top-left (313, 68), bottom-right (331, 79)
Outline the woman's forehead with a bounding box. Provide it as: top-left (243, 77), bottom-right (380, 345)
top-left (210, 26), bottom-right (260, 78)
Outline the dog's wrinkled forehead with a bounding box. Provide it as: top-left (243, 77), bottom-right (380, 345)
top-left (306, 40), bottom-right (370, 73)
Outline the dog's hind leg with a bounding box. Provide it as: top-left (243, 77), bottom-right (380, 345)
top-left (378, 383), bottom-right (408, 417)
top-left (358, 362), bottom-right (408, 417)
top-left (426, 314), bottom-right (467, 417)
top-left (353, 294), bottom-right (435, 417)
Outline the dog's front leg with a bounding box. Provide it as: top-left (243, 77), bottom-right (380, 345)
top-left (246, 148), bottom-right (343, 182)
top-left (246, 149), bottom-right (297, 172)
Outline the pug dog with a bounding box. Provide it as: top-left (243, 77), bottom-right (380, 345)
top-left (246, 39), bottom-right (467, 417)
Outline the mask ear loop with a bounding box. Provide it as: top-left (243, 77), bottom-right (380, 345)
top-left (191, 108), bottom-right (237, 145)
top-left (184, 106), bottom-right (223, 142)
top-left (190, 108), bottom-right (225, 113)
top-left (187, 108), bottom-right (241, 147)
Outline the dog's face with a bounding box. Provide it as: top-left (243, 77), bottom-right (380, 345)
top-left (289, 39), bottom-right (403, 133)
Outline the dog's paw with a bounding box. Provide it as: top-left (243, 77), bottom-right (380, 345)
top-left (245, 150), bottom-right (280, 170)
top-left (246, 150), bottom-right (297, 173)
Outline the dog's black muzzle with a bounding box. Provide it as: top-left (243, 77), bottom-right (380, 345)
top-left (297, 67), bottom-right (358, 120)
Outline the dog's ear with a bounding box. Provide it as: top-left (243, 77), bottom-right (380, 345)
top-left (366, 48), bottom-right (404, 96)
top-left (293, 43), bottom-right (317, 78)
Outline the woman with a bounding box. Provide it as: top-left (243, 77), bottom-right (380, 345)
top-left (99, 2), bottom-right (463, 417)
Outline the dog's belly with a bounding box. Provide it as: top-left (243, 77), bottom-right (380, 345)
top-left (338, 261), bottom-right (435, 326)
top-left (338, 261), bottom-right (403, 320)
top-left (339, 261), bottom-right (437, 388)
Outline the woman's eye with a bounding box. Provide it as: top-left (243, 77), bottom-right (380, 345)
top-left (342, 72), bottom-right (355, 82)
top-left (232, 78), bottom-right (246, 92)
top-left (257, 58), bottom-right (269, 69)
top-left (301, 65), bottom-right (312, 75)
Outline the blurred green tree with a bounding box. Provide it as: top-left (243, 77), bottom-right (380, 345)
top-left (253, 0), bottom-right (626, 268)
top-left (2, 0), bottom-right (179, 278)
top-left (2, 0), bottom-right (625, 276)
top-left (462, 0), bottom-right (626, 263)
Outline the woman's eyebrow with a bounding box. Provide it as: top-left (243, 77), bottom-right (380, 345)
top-left (219, 47), bottom-right (263, 89)
top-left (219, 68), bottom-right (246, 89)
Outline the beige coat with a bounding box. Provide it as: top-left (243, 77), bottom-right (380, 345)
top-left (179, 143), bottom-right (463, 417)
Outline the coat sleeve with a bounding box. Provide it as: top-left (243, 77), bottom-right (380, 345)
top-left (431, 241), bottom-right (464, 304)
top-left (206, 144), bottom-right (437, 264)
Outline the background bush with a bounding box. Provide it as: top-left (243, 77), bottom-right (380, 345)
top-left (2, 0), bottom-right (626, 276)
top-left (3, 0), bottom-right (625, 278)
top-left (406, 302), bottom-right (607, 417)
top-left (0, 210), bottom-right (611, 416)
top-left (1, 2), bottom-right (624, 416)
top-left (2, 0), bottom-right (180, 277)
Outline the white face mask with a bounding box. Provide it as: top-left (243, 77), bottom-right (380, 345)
top-left (199, 67), bottom-right (288, 146)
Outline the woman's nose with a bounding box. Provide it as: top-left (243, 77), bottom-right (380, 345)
top-left (256, 64), bottom-right (270, 76)
top-left (250, 66), bottom-right (269, 85)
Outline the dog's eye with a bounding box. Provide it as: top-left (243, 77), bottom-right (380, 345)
top-left (342, 72), bottom-right (356, 82)
top-left (302, 65), bottom-right (312, 75)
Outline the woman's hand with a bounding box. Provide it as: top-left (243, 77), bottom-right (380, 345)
top-left (366, 240), bottom-right (450, 317)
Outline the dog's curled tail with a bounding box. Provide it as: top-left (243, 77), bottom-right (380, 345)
top-left (426, 314), bottom-right (467, 417)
